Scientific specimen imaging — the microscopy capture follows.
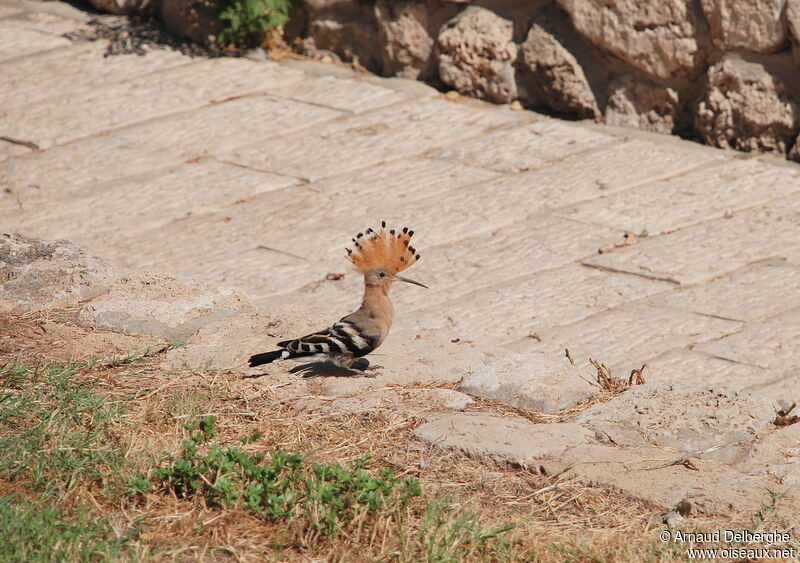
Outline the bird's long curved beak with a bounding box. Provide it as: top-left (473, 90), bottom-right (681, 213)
top-left (393, 275), bottom-right (428, 288)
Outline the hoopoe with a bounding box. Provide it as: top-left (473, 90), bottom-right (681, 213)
top-left (248, 222), bottom-right (427, 375)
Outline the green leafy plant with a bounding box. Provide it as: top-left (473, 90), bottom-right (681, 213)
top-left (149, 417), bottom-right (421, 533)
top-left (217, 0), bottom-right (293, 48)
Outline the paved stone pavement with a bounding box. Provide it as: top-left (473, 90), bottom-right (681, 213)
top-left (3, 0), bottom-right (800, 521)
top-left (4, 0), bottom-right (799, 375)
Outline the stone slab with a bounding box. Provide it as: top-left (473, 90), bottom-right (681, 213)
top-left (641, 347), bottom-right (772, 391)
top-left (407, 264), bottom-right (673, 344)
top-left (1, 8), bottom-right (89, 35)
top-left (431, 118), bottom-right (617, 173)
top-left (7, 159), bottom-right (298, 257)
top-left (0, 23), bottom-right (71, 61)
top-left (0, 138), bottom-right (31, 162)
top-left (263, 215), bottom-right (624, 325)
top-left (459, 353), bottom-right (596, 414)
top-left (268, 73), bottom-right (413, 113)
top-left (225, 97), bottom-right (517, 182)
top-left (575, 380), bottom-right (775, 463)
top-left (781, 245), bottom-right (800, 265)
top-left (2, 94), bottom-right (342, 203)
top-left (648, 259), bottom-right (800, 322)
top-left (414, 413), bottom-right (594, 466)
top-left (510, 303), bottom-right (742, 375)
top-left (557, 158), bottom-right (800, 235)
top-left (693, 309), bottom-right (800, 373)
top-left (0, 4), bottom-right (23, 17)
top-left (543, 444), bottom-right (791, 519)
top-left (584, 194), bottom-right (800, 285)
top-left (440, 138), bottom-right (724, 227)
top-left (26, 158), bottom-right (498, 306)
top-left (736, 424), bottom-right (800, 487)
top-left (2, 58), bottom-right (305, 146)
top-left (78, 271), bottom-right (254, 337)
top-left (0, 41), bottom-right (192, 111)
top-left (0, 233), bottom-right (113, 312)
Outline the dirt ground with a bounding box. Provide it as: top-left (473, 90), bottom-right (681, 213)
top-left (2, 309), bottom-right (796, 562)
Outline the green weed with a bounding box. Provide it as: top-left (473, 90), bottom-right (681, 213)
top-left (149, 417), bottom-right (421, 534)
top-left (218, 0), bottom-right (292, 47)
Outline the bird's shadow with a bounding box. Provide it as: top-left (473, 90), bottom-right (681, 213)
top-left (243, 359), bottom-right (374, 380)
top-left (290, 358), bottom-right (372, 378)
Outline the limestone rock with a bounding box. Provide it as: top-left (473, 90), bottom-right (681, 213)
top-left (605, 74), bottom-right (679, 134)
top-left (160, 0), bottom-right (225, 46)
top-left (700, 0), bottom-right (787, 53)
top-left (788, 0), bottom-right (800, 63)
top-left (519, 22), bottom-right (599, 119)
top-left (790, 134), bottom-right (800, 161)
top-left (575, 381), bottom-right (775, 463)
top-left (436, 6), bottom-right (517, 103)
top-left (414, 413), bottom-right (594, 466)
top-left (736, 423), bottom-right (800, 486)
top-left (543, 443), bottom-right (793, 519)
top-left (556, 0), bottom-right (704, 80)
top-left (0, 233), bottom-right (113, 312)
top-left (78, 271), bottom-right (253, 337)
top-left (375, 1), bottom-right (435, 80)
top-left (695, 55), bottom-right (800, 153)
top-left (307, 4), bottom-right (382, 72)
top-left (458, 353), bottom-right (596, 414)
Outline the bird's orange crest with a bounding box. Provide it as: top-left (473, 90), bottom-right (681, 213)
top-left (346, 221), bottom-right (420, 276)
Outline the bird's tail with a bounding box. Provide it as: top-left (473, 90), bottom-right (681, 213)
top-left (248, 350), bottom-right (284, 367)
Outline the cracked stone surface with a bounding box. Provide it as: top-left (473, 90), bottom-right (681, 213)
top-left (3, 0), bottom-right (800, 521)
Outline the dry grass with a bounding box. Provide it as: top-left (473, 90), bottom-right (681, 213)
top-left (0, 311), bottom-right (776, 562)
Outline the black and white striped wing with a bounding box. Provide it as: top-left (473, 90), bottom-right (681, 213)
top-left (278, 320), bottom-right (377, 359)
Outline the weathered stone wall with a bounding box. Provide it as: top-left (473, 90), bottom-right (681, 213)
top-left (297, 0), bottom-right (800, 161)
top-left (81, 0), bottom-right (800, 159)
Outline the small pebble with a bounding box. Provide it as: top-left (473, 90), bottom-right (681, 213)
top-left (243, 48), bottom-right (267, 61)
top-left (663, 510), bottom-right (684, 528)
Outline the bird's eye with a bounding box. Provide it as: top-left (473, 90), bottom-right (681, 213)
top-left (379, 272), bottom-right (386, 277)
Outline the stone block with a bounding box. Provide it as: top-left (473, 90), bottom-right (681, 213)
top-left (557, 158), bottom-right (800, 235)
top-left (556, 0), bottom-right (705, 79)
top-left (226, 97), bottom-right (516, 182)
top-left (511, 303), bottom-right (742, 375)
top-left (2, 58), bottom-right (304, 147)
top-left (0, 233), bottom-right (113, 312)
top-left (414, 413), bottom-right (594, 466)
top-left (459, 353), bottom-right (596, 414)
top-left (78, 271), bottom-right (253, 337)
top-left (585, 194), bottom-right (800, 285)
top-left (431, 119), bottom-right (615, 173)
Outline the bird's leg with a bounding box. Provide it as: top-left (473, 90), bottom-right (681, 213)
top-left (347, 358), bottom-right (381, 377)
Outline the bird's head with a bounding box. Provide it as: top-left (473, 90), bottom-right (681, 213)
top-left (346, 222), bottom-right (428, 291)
top-left (363, 267), bottom-right (428, 290)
